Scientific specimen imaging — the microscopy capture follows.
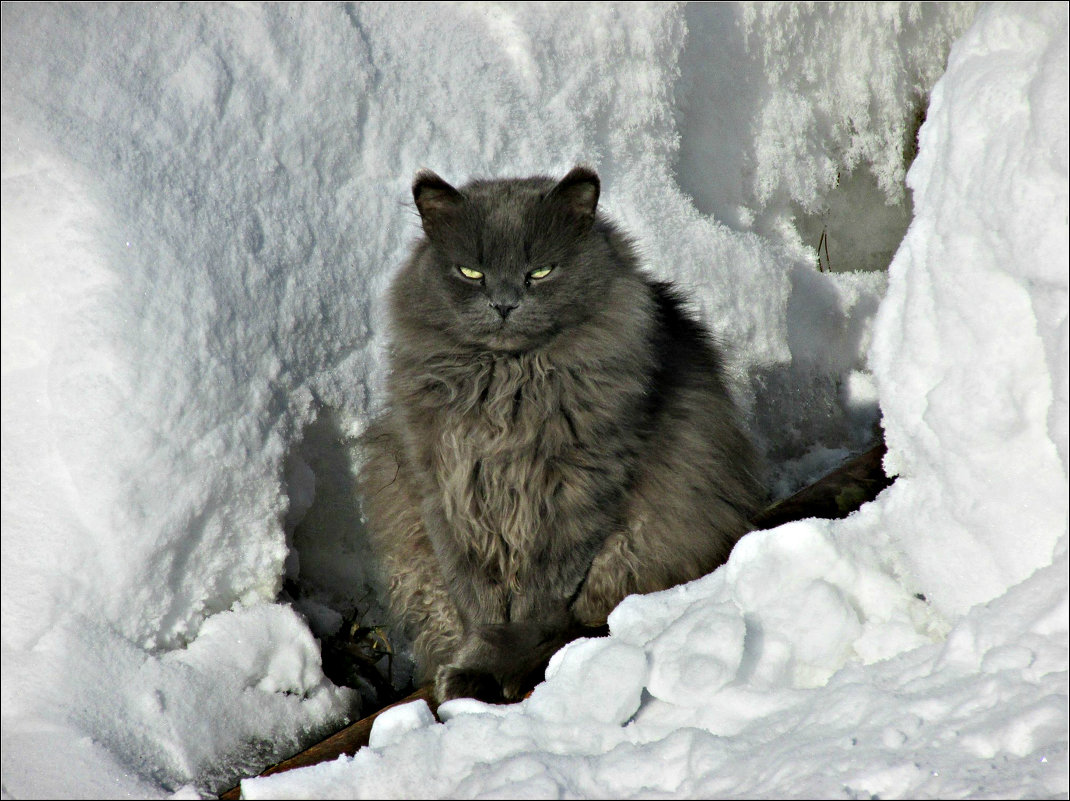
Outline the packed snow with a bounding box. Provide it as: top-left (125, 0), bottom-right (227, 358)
top-left (1, 2), bottom-right (1066, 799)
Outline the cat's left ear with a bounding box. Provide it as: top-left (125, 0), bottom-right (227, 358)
top-left (413, 169), bottom-right (463, 237)
top-left (548, 166), bottom-right (600, 223)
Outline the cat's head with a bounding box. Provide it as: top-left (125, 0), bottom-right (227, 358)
top-left (399, 166), bottom-right (630, 353)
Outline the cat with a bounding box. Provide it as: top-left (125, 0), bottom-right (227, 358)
top-left (357, 166), bottom-right (765, 704)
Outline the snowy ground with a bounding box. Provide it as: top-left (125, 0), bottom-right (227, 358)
top-left (1, 2), bottom-right (1066, 799)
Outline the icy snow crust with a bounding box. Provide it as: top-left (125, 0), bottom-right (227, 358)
top-left (1, 2), bottom-right (1066, 798)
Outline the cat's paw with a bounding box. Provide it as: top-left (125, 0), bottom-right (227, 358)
top-left (472, 622), bottom-right (560, 702)
top-left (434, 663), bottom-right (504, 704)
top-left (433, 619), bottom-right (574, 704)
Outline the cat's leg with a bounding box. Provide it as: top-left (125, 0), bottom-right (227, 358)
top-left (436, 506), bottom-right (624, 702)
top-left (426, 526), bottom-right (572, 703)
top-left (571, 528), bottom-right (643, 626)
top-left (419, 500), bottom-right (509, 630)
top-left (569, 505), bottom-right (707, 629)
top-left (573, 422), bottom-right (761, 626)
top-left (358, 424), bottom-right (463, 684)
top-left (419, 501), bottom-right (529, 702)
top-left (361, 431), bottom-right (527, 703)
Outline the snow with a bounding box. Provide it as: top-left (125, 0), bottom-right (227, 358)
top-left (869, 0), bottom-right (1069, 617)
top-left (1, 2), bottom-right (1066, 799)
top-left (366, 698), bottom-right (437, 752)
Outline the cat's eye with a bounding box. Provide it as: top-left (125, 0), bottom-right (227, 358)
top-left (528, 265), bottom-right (555, 280)
top-left (457, 266), bottom-right (484, 281)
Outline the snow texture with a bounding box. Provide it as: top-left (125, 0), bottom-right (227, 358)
top-left (1, 2), bottom-right (1066, 799)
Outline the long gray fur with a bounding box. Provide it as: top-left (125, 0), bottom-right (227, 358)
top-left (357, 166), bottom-right (765, 703)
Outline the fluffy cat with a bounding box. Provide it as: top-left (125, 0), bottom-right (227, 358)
top-left (357, 166), bottom-right (764, 703)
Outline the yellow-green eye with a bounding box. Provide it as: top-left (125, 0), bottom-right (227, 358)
top-left (528, 265), bottom-right (554, 280)
top-left (457, 266), bottom-right (484, 281)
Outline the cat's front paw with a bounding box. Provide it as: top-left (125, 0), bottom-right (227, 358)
top-left (434, 663), bottom-right (504, 704)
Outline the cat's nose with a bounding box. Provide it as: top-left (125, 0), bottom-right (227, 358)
top-left (490, 301), bottom-right (518, 319)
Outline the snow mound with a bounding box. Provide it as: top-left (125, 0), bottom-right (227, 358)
top-left (870, 0), bottom-right (1069, 616)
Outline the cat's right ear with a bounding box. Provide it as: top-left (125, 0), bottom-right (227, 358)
top-left (413, 169), bottom-right (463, 238)
top-left (548, 165), bottom-right (600, 222)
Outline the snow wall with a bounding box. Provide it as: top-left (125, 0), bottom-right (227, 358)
top-left (1, 2), bottom-right (1066, 798)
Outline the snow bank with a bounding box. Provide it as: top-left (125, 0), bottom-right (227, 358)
top-left (870, 0), bottom-right (1069, 616)
top-left (2, 1), bottom-right (1065, 798)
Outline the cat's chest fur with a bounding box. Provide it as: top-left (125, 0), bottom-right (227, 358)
top-left (399, 349), bottom-right (639, 585)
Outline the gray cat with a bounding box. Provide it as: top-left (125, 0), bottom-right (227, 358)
top-left (357, 166), bottom-right (765, 703)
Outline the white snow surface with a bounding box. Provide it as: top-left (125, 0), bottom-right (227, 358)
top-left (1, 2), bottom-right (1066, 799)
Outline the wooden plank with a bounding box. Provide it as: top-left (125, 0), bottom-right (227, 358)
top-left (750, 441), bottom-right (892, 530)
top-left (217, 685), bottom-right (436, 800)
